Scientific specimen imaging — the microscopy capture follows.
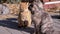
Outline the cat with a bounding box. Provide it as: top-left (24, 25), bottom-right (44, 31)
top-left (18, 2), bottom-right (32, 27)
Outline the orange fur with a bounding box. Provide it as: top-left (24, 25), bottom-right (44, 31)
top-left (18, 2), bottom-right (31, 27)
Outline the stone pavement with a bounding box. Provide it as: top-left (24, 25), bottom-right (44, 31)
top-left (0, 15), bottom-right (34, 34)
top-left (0, 15), bottom-right (60, 34)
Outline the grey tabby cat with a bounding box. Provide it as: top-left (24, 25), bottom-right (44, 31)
top-left (28, 0), bottom-right (54, 34)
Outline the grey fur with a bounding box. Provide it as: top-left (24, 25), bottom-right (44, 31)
top-left (28, 0), bottom-right (54, 34)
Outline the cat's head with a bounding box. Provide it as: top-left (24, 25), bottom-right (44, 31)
top-left (20, 2), bottom-right (29, 10)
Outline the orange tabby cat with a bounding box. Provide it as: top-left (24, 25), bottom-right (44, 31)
top-left (18, 2), bottom-right (32, 27)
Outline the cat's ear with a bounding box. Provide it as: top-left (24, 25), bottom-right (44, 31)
top-left (26, 2), bottom-right (30, 7)
top-left (26, 2), bottom-right (28, 5)
top-left (40, 0), bottom-right (44, 4)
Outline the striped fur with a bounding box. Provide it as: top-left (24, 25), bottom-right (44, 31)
top-left (28, 0), bottom-right (54, 34)
top-left (18, 2), bottom-right (32, 27)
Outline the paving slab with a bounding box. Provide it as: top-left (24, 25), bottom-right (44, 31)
top-left (0, 26), bottom-right (11, 34)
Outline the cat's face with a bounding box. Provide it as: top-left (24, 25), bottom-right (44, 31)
top-left (20, 2), bottom-right (29, 10)
top-left (32, 1), bottom-right (43, 12)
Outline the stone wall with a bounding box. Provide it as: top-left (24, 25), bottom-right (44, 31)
top-left (4, 3), bottom-right (20, 15)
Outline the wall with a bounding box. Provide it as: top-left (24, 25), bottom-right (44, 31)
top-left (3, 3), bottom-right (20, 15)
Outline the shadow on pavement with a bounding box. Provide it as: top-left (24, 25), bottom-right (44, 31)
top-left (51, 15), bottom-right (60, 19)
top-left (0, 15), bottom-right (59, 34)
top-left (0, 18), bottom-right (34, 34)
